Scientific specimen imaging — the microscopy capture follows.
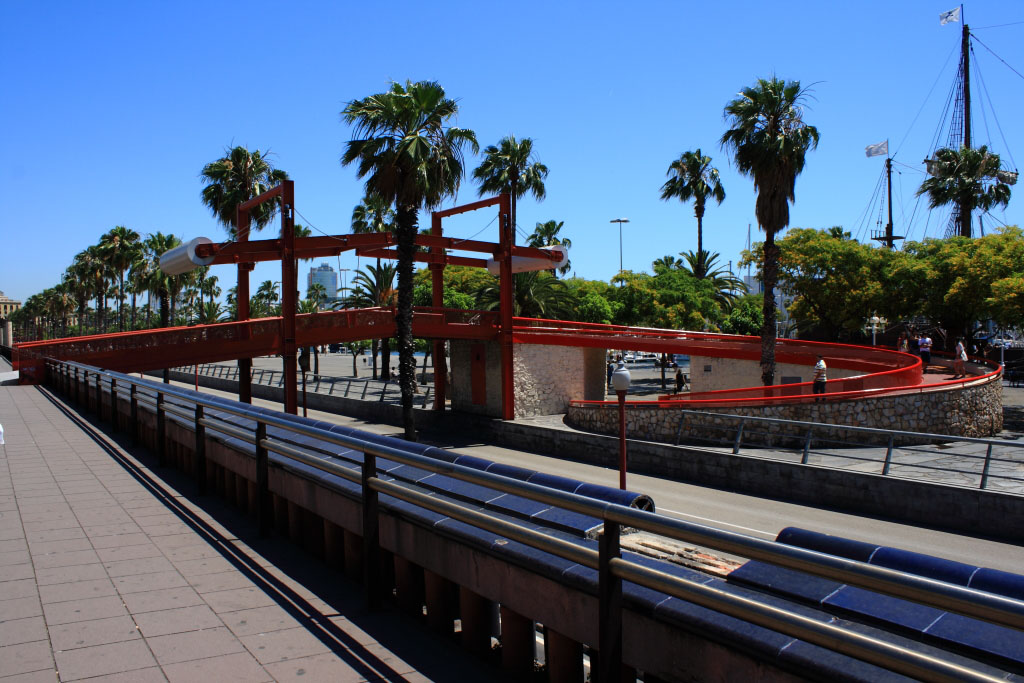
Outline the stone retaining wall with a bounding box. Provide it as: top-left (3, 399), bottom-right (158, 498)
top-left (567, 375), bottom-right (1003, 447)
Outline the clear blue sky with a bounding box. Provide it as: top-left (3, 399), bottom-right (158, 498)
top-left (2, 1), bottom-right (1022, 305)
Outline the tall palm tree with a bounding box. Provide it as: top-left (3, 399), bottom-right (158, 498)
top-left (99, 225), bottom-right (141, 331)
top-left (721, 77), bottom-right (819, 386)
top-left (660, 149), bottom-right (726, 256)
top-left (351, 194), bottom-right (395, 272)
top-left (143, 232), bottom-right (181, 382)
top-left (679, 250), bottom-right (746, 311)
top-left (527, 220), bottom-right (572, 276)
top-left (918, 145), bottom-right (1012, 238)
top-left (473, 134), bottom-right (548, 206)
top-left (65, 254), bottom-right (95, 335)
top-left (202, 273), bottom-right (221, 307)
top-left (200, 146), bottom-right (289, 239)
top-left (201, 146), bottom-right (288, 400)
top-left (126, 250), bottom-right (150, 330)
top-left (342, 80), bottom-right (478, 440)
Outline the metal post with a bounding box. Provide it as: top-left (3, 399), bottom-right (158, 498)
top-left (74, 368), bottom-right (80, 405)
top-left (379, 381), bottom-right (388, 402)
top-left (237, 205), bottom-right (253, 405)
top-left (156, 392), bottom-right (166, 467)
top-left (256, 421), bottom-right (269, 536)
top-left (499, 193), bottom-right (515, 420)
top-left (617, 389), bottom-right (628, 490)
top-left (430, 212), bottom-right (447, 411)
top-left (801, 429), bottom-right (813, 464)
top-left (109, 378), bottom-right (117, 430)
top-left (130, 384), bottom-right (138, 446)
top-left (980, 444), bottom-right (993, 489)
top-left (598, 520), bottom-right (623, 682)
top-left (281, 180), bottom-right (299, 415)
top-left (732, 419), bottom-right (746, 454)
top-left (95, 373), bottom-right (102, 417)
top-left (195, 405), bottom-right (206, 495)
top-left (882, 435), bottom-right (895, 475)
top-left (362, 451), bottom-right (381, 608)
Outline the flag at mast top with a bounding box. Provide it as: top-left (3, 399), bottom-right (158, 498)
top-left (940, 7), bottom-right (961, 25)
top-left (865, 141), bottom-right (888, 158)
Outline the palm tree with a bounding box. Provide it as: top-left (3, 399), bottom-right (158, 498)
top-left (472, 134), bottom-right (548, 207)
top-left (680, 250), bottom-right (746, 311)
top-left (99, 225), bottom-right (141, 331)
top-left (721, 77), bottom-right (819, 386)
top-left (200, 146), bottom-right (289, 239)
top-left (201, 146), bottom-right (289, 401)
top-left (202, 273), bottom-right (221, 307)
top-left (474, 270), bottom-right (573, 319)
top-left (918, 145), bottom-right (1012, 238)
top-left (254, 280), bottom-right (280, 317)
top-left (339, 263), bottom-right (397, 380)
top-left (65, 254), bottom-right (95, 335)
top-left (652, 255), bottom-right (682, 274)
top-left (527, 220), bottom-right (572, 276)
top-left (143, 232), bottom-right (182, 382)
top-left (307, 283), bottom-right (327, 310)
top-left (126, 251), bottom-right (150, 330)
top-left (342, 80), bottom-right (478, 440)
top-left (660, 149), bottom-right (726, 256)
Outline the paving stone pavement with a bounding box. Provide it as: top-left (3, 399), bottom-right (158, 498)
top-left (0, 383), bottom-right (502, 682)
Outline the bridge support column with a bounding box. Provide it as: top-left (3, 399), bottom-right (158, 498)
top-left (424, 569), bottom-right (458, 635)
top-left (343, 529), bottom-right (362, 582)
top-left (545, 627), bottom-right (583, 682)
top-left (324, 520), bottom-right (345, 571)
top-left (394, 555), bottom-right (426, 618)
top-left (500, 605), bottom-right (535, 675)
top-left (459, 586), bottom-right (495, 655)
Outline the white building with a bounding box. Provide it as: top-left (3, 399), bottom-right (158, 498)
top-left (743, 275), bottom-right (794, 338)
top-left (307, 263), bottom-right (337, 303)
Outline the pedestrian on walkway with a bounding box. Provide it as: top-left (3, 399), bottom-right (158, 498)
top-left (953, 338), bottom-right (968, 378)
top-left (675, 367), bottom-right (685, 393)
top-left (919, 334), bottom-right (933, 372)
top-left (812, 355), bottom-right (827, 402)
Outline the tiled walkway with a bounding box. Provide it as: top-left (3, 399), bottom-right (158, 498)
top-left (0, 384), bottom-right (497, 682)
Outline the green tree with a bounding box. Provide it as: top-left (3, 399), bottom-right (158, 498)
top-left (339, 263), bottom-right (397, 380)
top-left (527, 220), bottom-right (572, 275)
top-left (720, 294), bottom-right (764, 336)
top-left (99, 225), bottom-right (142, 332)
top-left (472, 134), bottom-right (548, 205)
top-left (919, 145), bottom-right (1012, 238)
top-left (200, 146), bottom-right (289, 239)
top-left (342, 80), bottom-right (478, 440)
top-left (474, 270), bottom-right (573, 319)
top-left (746, 228), bottom-right (884, 339)
top-left (680, 250), bottom-right (746, 311)
top-left (721, 77), bottom-right (820, 385)
top-left (660, 149), bottom-right (726, 255)
top-left (652, 255), bottom-right (682, 274)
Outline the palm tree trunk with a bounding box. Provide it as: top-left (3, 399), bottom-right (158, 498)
top-left (695, 207), bottom-right (704, 257)
top-left (381, 337), bottom-right (392, 380)
top-left (760, 235), bottom-right (779, 387)
top-left (395, 206), bottom-right (418, 441)
top-left (371, 339), bottom-right (379, 380)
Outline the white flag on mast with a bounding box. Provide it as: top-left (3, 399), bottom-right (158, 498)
top-left (865, 141), bottom-right (889, 158)
top-left (939, 7), bottom-right (960, 25)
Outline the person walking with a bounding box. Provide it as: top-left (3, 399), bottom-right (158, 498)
top-left (674, 367), bottom-right (685, 393)
top-left (953, 338), bottom-right (968, 378)
top-left (812, 355), bottom-right (827, 401)
top-left (919, 334), bottom-right (933, 373)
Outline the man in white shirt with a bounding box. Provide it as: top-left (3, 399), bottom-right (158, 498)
top-left (919, 335), bottom-right (933, 372)
top-left (813, 355), bottom-right (827, 401)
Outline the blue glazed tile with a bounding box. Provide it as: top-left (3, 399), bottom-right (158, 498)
top-left (823, 585), bottom-right (944, 631)
top-left (422, 477), bottom-right (502, 506)
top-left (925, 613), bottom-right (1024, 666)
top-left (778, 638), bottom-right (913, 682)
top-left (869, 547), bottom-right (976, 587)
top-left (489, 539), bottom-right (580, 577)
top-left (485, 463), bottom-right (535, 481)
top-left (485, 494), bottom-right (551, 518)
top-left (527, 472), bottom-right (584, 494)
top-left (776, 527), bottom-right (879, 563)
top-left (728, 561), bottom-right (843, 604)
top-left (379, 494), bottom-right (448, 526)
top-left (531, 507), bottom-right (602, 536)
top-left (653, 594), bottom-right (796, 656)
top-left (968, 567), bottom-right (1024, 601)
top-left (452, 454), bottom-right (492, 471)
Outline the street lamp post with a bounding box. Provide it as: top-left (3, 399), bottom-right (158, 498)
top-left (611, 361), bottom-right (631, 490)
top-left (609, 218), bottom-right (629, 284)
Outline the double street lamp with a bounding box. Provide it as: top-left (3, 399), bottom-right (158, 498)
top-left (609, 218), bottom-right (629, 284)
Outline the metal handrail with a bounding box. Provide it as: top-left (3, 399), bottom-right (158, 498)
top-left (46, 358), bottom-right (1024, 680)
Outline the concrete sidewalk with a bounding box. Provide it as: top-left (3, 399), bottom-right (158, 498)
top-left (0, 384), bottom-right (498, 682)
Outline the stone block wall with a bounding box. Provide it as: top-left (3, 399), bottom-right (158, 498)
top-left (450, 341), bottom-right (607, 419)
top-left (568, 376), bottom-right (1003, 447)
top-left (689, 355), bottom-right (864, 393)
top-left (514, 344), bottom-right (606, 418)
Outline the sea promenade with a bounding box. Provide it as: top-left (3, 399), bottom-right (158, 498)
top-left (0, 355), bottom-right (497, 682)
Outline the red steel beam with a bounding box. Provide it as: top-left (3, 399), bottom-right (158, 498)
top-left (432, 195), bottom-right (503, 219)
